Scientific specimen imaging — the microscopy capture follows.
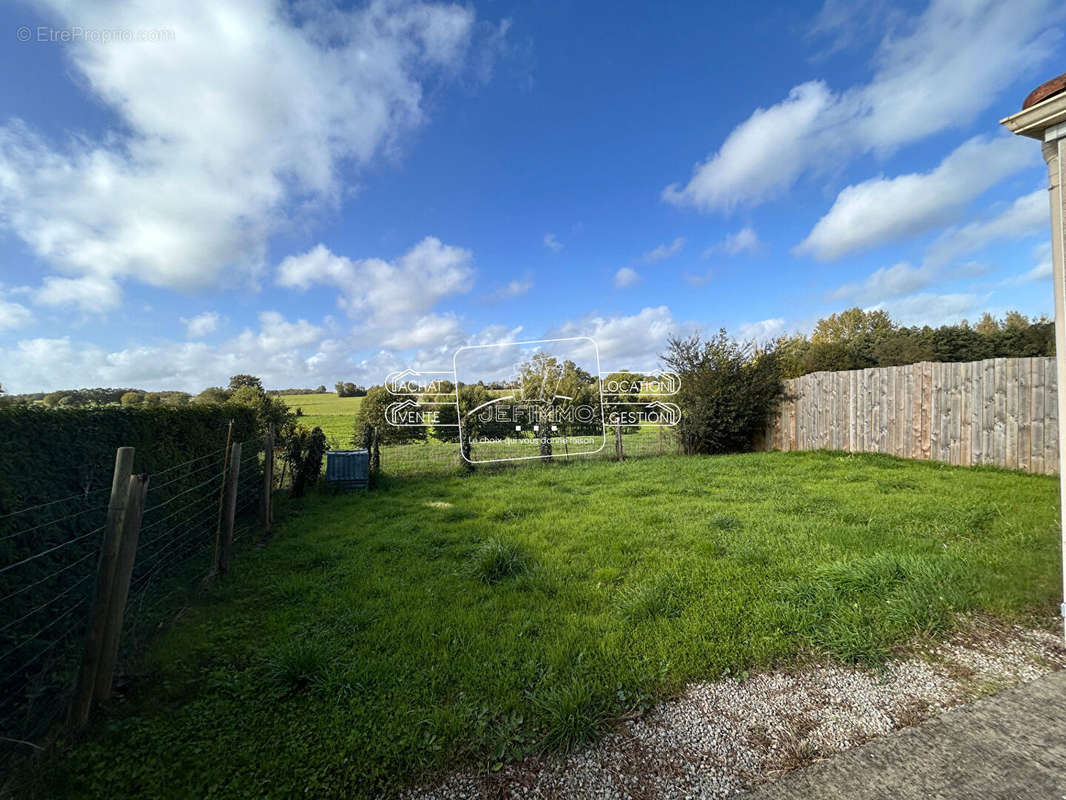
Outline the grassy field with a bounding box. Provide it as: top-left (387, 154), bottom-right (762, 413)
top-left (26, 452), bottom-right (1061, 798)
top-left (281, 392), bottom-right (363, 445)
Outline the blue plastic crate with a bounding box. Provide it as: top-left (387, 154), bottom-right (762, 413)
top-left (325, 449), bottom-right (370, 490)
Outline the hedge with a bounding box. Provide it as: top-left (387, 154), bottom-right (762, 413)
top-left (0, 403), bottom-right (261, 748)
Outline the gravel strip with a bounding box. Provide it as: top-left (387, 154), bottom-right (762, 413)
top-left (403, 618), bottom-right (1066, 800)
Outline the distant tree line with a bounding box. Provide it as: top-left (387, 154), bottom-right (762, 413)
top-left (335, 381), bottom-right (368, 397)
top-left (774, 308), bottom-right (1054, 379)
top-left (0, 374), bottom-right (359, 407)
top-left (268, 386), bottom-right (329, 396)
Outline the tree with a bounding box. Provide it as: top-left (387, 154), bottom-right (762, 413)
top-left (228, 374), bottom-right (263, 392)
top-left (195, 386), bottom-right (229, 404)
top-left (801, 341), bottom-right (855, 374)
top-left (663, 331), bottom-right (785, 455)
top-left (1003, 311), bottom-right (1029, 331)
top-left (229, 385), bottom-right (263, 405)
top-left (930, 325), bottom-right (991, 363)
top-left (120, 391), bottom-right (144, 406)
top-left (811, 308), bottom-right (894, 346)
top-left (774, 334), bottom-right (811, 379)
top-left (227, 384), bottom-right (294, 435)
top-left (873, 328), bottom-right (933, 366)
top-left (974, 312), bottom-right (1000, 337)
top-left (352, 385), bottom-right (425, 445)
top-left (41, 391), bottom-right (70, 408)
top-left (335, 381), bottom-right (367, 398)
top-left (315, 385), bottom-right (327, 394)
top-left (810, 307), bottom-right (894, 368)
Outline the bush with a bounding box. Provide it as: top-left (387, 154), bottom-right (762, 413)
top-left (284, 426), bottom-right (327, 498)
top-left (662, 331), bottom-right (785, 455)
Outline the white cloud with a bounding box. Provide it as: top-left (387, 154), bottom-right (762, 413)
top-left (642, 237), bottom-right (685, 263)
top-left (277, 244), bottom-right (357, 290)
top-left (736, 318), bottom-right (786, 342)
top-left (0, 0), bottom-right (493, 301)
top-left (830, 262), bottom-right (935, 305)
top-left (235, 311), bottom-right (322, 352)
top-left (704, 226), bottom-right (761, 258)
top-left (543, 233), bottom-right (563, 251)
top-left (486, 278), bottom-right (533, 301)
top-left (548, 306), bottom-right (688, 371)
top-left (795, 136), bottom-right (1033, 261)
top-left (1001, 242), bottom-right (1053, 285)
top-left (925, 188), bottom-right (1048, 267)
top-left (866, 292), bottom-right (981, 327)
top-left (1, 310), bottom-right (324, 393)
top-left (277, 236), bottom-right (474, 345)
top-left (0, 288), bottom-right (32, 331)
top-left (663, 0), bottom-right (1061, 212)
top-left (34, 275), bottom-right (122, 312)
top-left (182, 311), bottom-right (220, 338)
top-left (827, 187), bottom-right (1052, 303)
top-left (613, 267), bottom-right (641, 288)
top-left (808, 0), bottom-right (903, 58)
top-left (664, 81), bottom-right (835, 211)
top-left (381, 313), bottom-right (464, 349)
top-left (0, 308), bottom-right (525, 394)
top-left (682, 269), bottom-right (713, 287)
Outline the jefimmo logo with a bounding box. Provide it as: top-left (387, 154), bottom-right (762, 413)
top-left (383, 337), bottom-right (680, 463)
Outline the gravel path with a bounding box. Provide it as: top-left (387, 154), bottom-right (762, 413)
top-left (403, 618), bottom-right (1066, 800)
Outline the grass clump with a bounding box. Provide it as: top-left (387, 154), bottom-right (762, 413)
top-left (267, 639), bottom-right (330, 691)
top-left (616, 572), bottom-right (691, 621)
top-left (468, 538), bottom-right (534, 584)
top-left (531, 678), bottom-right (609, 753)
top-left (710, 512), bottom-right (741, 530)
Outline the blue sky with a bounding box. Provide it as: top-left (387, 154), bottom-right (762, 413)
top-left (0, 0), bottom-right (1062, 392)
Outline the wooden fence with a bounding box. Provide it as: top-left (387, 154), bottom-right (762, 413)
top-left (760, 357), bottom-right (1060, 474)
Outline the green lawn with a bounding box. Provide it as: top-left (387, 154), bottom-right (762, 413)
top-left (280, 392), bottom-right (363, 445)
top-left (27, 452), bottom-right (1061, 798)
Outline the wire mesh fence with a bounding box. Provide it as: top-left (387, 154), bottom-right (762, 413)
top-left (374, 425), bottom-right (683, 479)
top-left (0, 488), bottom-right (109, 751)
top-left (0, 434), bottom-right (268, 763)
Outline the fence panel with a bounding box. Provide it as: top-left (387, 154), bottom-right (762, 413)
top-left (1, 434), bottom-right (269, 762)
top-left (760, 357), bottom-right (1059, 473)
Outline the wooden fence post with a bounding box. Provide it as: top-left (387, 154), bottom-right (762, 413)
top-left (70, 447), bottom-right (134, 726)
top-left (93, 472), bottom-right (149, 703)
top-left (615, 420), bottom-right (623, 461)
top-left (260, 429), bottom-right (273, 532)
top-left (220, 442), bottom-right (242, 574)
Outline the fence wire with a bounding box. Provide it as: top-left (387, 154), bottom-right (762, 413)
top-left (0, 435), bottom-right (268, 764)
top-left (373, 426), bottom-right (682, 479)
